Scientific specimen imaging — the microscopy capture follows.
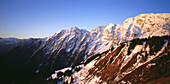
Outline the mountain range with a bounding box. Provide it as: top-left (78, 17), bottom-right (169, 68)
top-left (0, 13), bottom-right (170, 84)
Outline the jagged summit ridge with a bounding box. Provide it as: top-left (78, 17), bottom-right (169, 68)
top-left (42, 13), bottom-right (169, 72)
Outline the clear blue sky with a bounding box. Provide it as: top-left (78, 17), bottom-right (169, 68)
top-left (0, 0), bottom-right (170, 39)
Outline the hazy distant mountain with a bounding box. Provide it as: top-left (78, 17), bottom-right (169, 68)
top-left (0, 37), bottom-right (26, 56)
top-left (0, 13), bottom-right (170, 84)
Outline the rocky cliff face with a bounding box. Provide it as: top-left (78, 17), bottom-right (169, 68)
top-left (0, 13), bottom-right (169, 83)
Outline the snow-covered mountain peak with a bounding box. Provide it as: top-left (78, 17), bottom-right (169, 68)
top-left (47, 26), bottom-right (89, 41)
top-left (83, 13), bottom-right (169, 55)
top-left (91, 25), bottom-right (105, 33)
top-left (113, 13), bottom-right (170, 43)
top-left (105, 23), bottom-right (116, 29)
top-left (70, 26), bottom-right (79, 31)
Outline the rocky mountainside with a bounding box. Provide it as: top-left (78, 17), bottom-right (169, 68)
top-left (58, 36), bottom-right (170, 84)
top-left (0, 13), bottom-right (170, 83)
